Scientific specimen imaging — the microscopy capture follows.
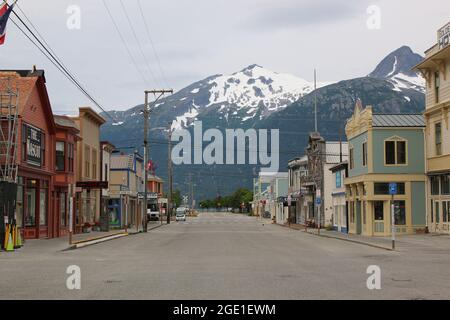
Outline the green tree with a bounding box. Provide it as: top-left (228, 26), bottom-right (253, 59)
top-left (172, 189), bottom-right (182, 208)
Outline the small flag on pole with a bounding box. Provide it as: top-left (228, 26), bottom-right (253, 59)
top-left (0, 1), bottom-right (15, 45)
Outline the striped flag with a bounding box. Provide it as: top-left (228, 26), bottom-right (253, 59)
top-left (0, 1), bottom-right (15, 45)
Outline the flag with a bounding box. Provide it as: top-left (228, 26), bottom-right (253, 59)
top-left (0, 1), bottom-right (15, 45)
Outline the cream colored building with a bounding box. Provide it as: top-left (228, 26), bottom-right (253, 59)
top-left (415, 22), bottom-right (450, 234)
top-left (70, 107), bottom-right (106, 232)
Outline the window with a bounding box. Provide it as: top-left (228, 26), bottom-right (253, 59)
top-left (16, 178), bottom-right (24, 228)
top-left (394, 201), bottom-right (406, 225)
top-left (25, 183), bottom-right (36, 227)
top-left (84, 145), bottom-right (90, 178)
top-left (374, 183), bottom-right (405, 195)
top-left (349, 147), bottom-right (354, 170)
top-left (444, 201), bottom-right (450, 223)
top-left (68, 143), bottom-right (74, 173)
top-left (39, 188), bottom-right (47, 226)
top-left (374, 201), bottom-right (384, 221)
top-left (104, 163), bottom-right (108, 182)
top-left (442, 175), bottom-right (450, 195)
top-left (385, 141), bottom-right (396, 164)
top-left (56, 141), bottom-right (65, 171)
top-left (431, 176), bottom-right (440, 195)
top-left (92, 149), bottom-right (97, 180)
top-left (435, 71), bottom-right (440, 103)
top-left (336, 171), bottom-right (342, 188)
top-left (385, 139), bottom-right (406, 165)
top-left (444, 201), bottom-right (448, 223)
top-left (435, 122), bottom-right (442, 156)
top-left (362, 142), bottom-right (368, 167)
top-left (435, 201), bottom-right (440, 223)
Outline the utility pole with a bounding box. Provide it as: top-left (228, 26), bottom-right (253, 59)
top-left (314, 69), bottom-right (318, 133)
top-left (143, 89), bottom-right (173, 232)
top-left (167, 122), bottom-right (173, 224)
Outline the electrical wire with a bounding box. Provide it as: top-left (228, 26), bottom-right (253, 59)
top-left (10, 6), bottom-right (117, 122)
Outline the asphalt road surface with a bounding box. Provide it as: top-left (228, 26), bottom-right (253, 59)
top-left (1, 212), bottom-right (450, 300)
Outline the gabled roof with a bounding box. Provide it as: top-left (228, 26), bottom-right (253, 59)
top-left (0, 69), bottom-right (56, 133)
top-left (372, 114), bottom-right (425, 127)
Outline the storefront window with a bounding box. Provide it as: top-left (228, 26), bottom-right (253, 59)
top-left (25, 185), bottom-right (36, 227)
top-left (16, 181), bottom-right (24, 228)
top-left (435, 201), bottom-right (440, 223)
top-left (431, 176), bottom-right (440, 195)
top-left (60, 193), bottom-right (67, 227)
top-left (39, 189), bottom-right (47, 226)
top-left (441, 175), bottom-right (450, 195)
top-left (394, 201), bottom-right (406, 225)
top-left (443, 202), bottom-right (448, 223)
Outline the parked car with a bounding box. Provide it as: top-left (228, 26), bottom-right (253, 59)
top-left (176, 212), bottom-right (186, 222)
top-left (147, 203), bottom-right (160, 222)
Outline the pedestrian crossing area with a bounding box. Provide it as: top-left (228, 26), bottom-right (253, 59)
top-left (176, 213), bottom-right (258, 225)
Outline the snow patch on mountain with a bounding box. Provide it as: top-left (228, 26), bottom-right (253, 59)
top-left (207, 64), bottom-right (332, 116)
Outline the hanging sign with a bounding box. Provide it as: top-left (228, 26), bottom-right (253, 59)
top-left (25, 125), bottom-right (43, 167)
top-left (438, 22), bottom-right (450, 49)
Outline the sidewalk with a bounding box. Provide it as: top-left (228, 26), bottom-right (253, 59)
top-left (277, 222), bottom-right (450, 252)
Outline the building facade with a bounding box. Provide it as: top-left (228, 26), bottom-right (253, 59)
top-left (345, 102), bottom-right (427, 236)
top-left (71, 107), bottom-right (106, 233)
top-left (100, 141), bottom-right (115, 231)
top-left (415, 22), bottom-right (450, 234)
top-left (53, 115), bottom-right (80, 237)
top-left (1, 69), bottom-right (58, 240)
top-left (305, 133), bottom-right (348, 228)
top-left (109, 152), bottom-right (144, 229)
top-left (330, 162), bottom-right (348, 233)
top-left (287, 156), bottom-right (310, 224)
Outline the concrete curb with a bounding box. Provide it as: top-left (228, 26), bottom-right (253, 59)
top-left (66, 232), bottom-right (129, 250)
top-left (303, 230), bottom-right (394, 251)
top-left (64, 223), bottom-right (168, 250)
top-left (272, 222), bottom-right (394, 251)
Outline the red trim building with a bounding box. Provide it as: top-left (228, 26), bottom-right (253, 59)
top-left (53, 115), bottom-right (81, 237)
top-left (0, 69), bottom-right (56, 239)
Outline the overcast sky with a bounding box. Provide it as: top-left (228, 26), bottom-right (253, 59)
top-left (1, 0), bottom-right (449, 114)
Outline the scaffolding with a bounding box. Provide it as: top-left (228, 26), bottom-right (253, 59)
top-left (0, 77), bottom-right (19, 184)
top-left (0, 77), bottom-right (20, 248)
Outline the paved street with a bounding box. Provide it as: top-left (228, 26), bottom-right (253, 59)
top-left (1, 212), bottom-right (450, 300)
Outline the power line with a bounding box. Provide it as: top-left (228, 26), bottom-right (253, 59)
top-left (101, 0), bottom-right (150, 86)
top-left (136, 0), bottom-right (170, 88)
top-left (119, 0), bottom-right (158, 87)
top-left (10, 6), bottom-right (117, 122)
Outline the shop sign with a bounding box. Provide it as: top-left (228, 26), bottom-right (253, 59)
top-left (438, 22), bottom-right (450, 49)
top-left (25, 125), bottom-right (42, 167)
top-left (76, 181), bottom-right (109, 189)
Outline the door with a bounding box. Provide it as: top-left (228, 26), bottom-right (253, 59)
top-left (373, 201), bottom-right (384, 234)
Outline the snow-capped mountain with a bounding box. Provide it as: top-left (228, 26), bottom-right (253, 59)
top-left (170, 64), bottom-right (331, 130)
top-left (368, 46), bottom-right (425, 93)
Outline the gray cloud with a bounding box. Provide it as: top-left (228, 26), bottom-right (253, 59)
top-left (246, 0), bottom-right (371, 30)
